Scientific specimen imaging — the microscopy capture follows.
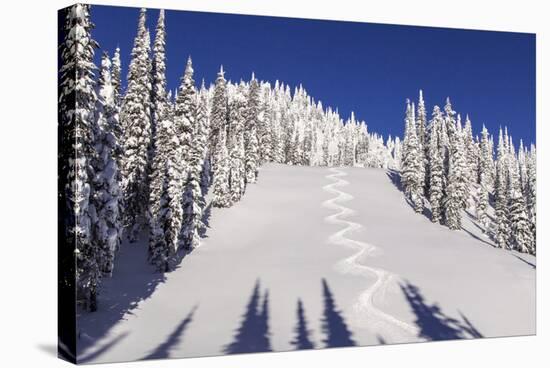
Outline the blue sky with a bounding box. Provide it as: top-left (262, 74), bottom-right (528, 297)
top-left (90, 5), bottom-right (536, 145)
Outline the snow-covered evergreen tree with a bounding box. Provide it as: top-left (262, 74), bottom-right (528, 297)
top-left (258, 86), bottom-right (273, 163)
top-left (494, 128), bottom-right (510, 248)
top-left (149, 150), bottom-right (182, 272)
top-left (444, 119), bottom-right (469, 230)
top-left (197, 83), bottom-right (212, 194)
top-left (120, 8), bottom-right (153, 240)
top-left (526, 144), bottom-right (536, 252)
top-left (179, 58), bottom-right (207, 250)
top-left (59, 4), bottom-right (101, 310)
top-left (428, 121), bottom-right (444, 223)
top-left (476, 127), bottom-right (491, 232)
top-left (416, 90), bottom-right (427, 151)
top-left (212, 127), bottom-right (231, 207)
top-left (209, 66), bottom-right (228, 167)
top-left (151, 9), bottom-right (167, 145)
top-left (478, 125), bottom-right (494, 189)
top-left (463, 115), bottom-right (476, 184)
top-left (393, 137), bottom-right (402, 170)
top-left (148, 91), bottom-right (182, 271)
top-left (476, 179), bottom-right (490, 232)
top-left (416, 90), bottom-right (428, 193)
top-left (507, 155), bottom-right (534, 254)
top-left (228, 82), bottom-right (248, 203)
top-left (111, 47), bottom-right (122, 107)
top-left (91, 52), bottom-right (123, 276)
top-left (174, 56), bottom-right (196, 180)
top-left (518, 140), bottom-right (528, 195)
top-left (525, 145), bottom-right (536, 221)
top-left (245, 74), bottom-right (261, 183)
top-left (401, 101), bottom-right (424, 213)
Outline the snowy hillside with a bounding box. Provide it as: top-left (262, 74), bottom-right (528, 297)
top-left (77, 164), bottom-right (535, 364)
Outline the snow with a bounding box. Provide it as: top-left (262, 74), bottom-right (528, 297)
top-left (77, 164), bottom-right (535, 364)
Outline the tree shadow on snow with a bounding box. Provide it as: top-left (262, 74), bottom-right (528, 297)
top-left (463, 211), bottom-right (497, 246)
top-left (386, 170), bottom-right (432, 220)
top-left (77, 243), bottom-right (168, 358)
top-left (142, 305), bottom-right (198, 360)
top-left (78, 332), bottom-right (129, 364)
top-left (224, 280), bottom-right (272, 354)
top-left (513, 255), bottom-right (536, 269)
top-left (460, 226), bottom-right (496, 248)
top-left (199, 201), bottom-right (213, 239)
top-left (290, 299), bottom-right (315, 350)
top-left (400, 281), bottom-right (483, 341)
top-left (320, 278), bottom-right (356, 348)
top-left (224, 278), bottom-right (359, 355)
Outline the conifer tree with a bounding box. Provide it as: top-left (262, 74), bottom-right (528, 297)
top-left (120, 8), bottom-right (153, 240)
top-left (416, 90), bottom-right (427, 151)
top-left (197, 83), bottom-right (212, 194)
top-left (92, 52), bottom-right (123, 276)
top-left (463, 115), bottom-right (476, 183)
top-left (149, 152), bottom-right (181, 272)
top-left (508, 157), bottom-right (534, 254)
top-left (245, 75), bottom-right (261, 183)
top-left (443, 98), bottom-right (456, 136)
top-left (476, 177), bottom-right (490, 232)
top-left (428, 124), bottom-right (444, 223)
top-left (174, 57), bottom-right (196, 181)
top-left (479, 125), bottom-right (494, 189)
top-left (59, 4), bottom-right (101, 311)
top-left (416, 90), bottom-right (428, 193)
top-left (525, 145), bottom-right (536, 221)
top-left (180, 58), bottom-right (207, 250)
top-left (401, 101), bottom-right (424, 213)
top-left (228, 83), bottom-right (248, 203)
top-left (494, 128), bottom-right (510, 248)
top-left (444, 122), bottom-right (468, 230)
top-left (148, 88), bottom-right (182, 271)
top-left (151, 9), bottom-right (167, 143)
top-left (518, 140), bottom-right (528, 195)
top-left (393, 136), bottom-right (402, 170)
top-left (111, 47), bottom-right (122, 107)
top-left (212, 128), bottom-right (231, 207)
top-left (476, 125), bottom-right (491, 235)
top-left (209, 66), bottom-right (228, 165)
top-left (258, 87), bottom-right (273, 163)
top-left (526, 145), bottom-right (536, 252)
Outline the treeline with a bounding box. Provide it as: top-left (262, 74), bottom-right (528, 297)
top-left (400, 91), bottom-right (536, 254)
top-left (59, 6), bottom-right (398, 311)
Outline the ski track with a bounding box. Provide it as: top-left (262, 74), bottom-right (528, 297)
top-left (322, 167), bottom-right (419, 342)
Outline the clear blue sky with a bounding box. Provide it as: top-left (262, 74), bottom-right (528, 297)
top-left (90, 5), bottom-right (536, 145)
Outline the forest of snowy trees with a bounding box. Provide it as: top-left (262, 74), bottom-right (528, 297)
top-left (59, 5), bottom-right (536, 312)
top-left (400, 92), bottom-right (536, 255)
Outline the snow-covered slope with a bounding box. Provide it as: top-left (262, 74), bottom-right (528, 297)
top-left (77, 164), bottom-right (535, 364)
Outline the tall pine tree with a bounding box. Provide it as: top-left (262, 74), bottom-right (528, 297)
top-left (245, 74), bottom-right (261, 183)
top-left (444, 120), bottom-right (469, 230)
top-left (494, 128), bottom-right (510, 248)
top-left (228, 82), bottom-right (248, 203)
top-left (59, 4), bottom-right (101, 311)
top-left (120, 8), bottom-right (153, 240)
top-left (401, 100), bottom-right (424, 213)
top-left (428, 118), bottom-right (444, 223)
top-left (92, 52), bottom-right (123, 276)
top-left (151, 9), bottom-right (167, 147)
top-left (180, 58), bottom-right (207, 250)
